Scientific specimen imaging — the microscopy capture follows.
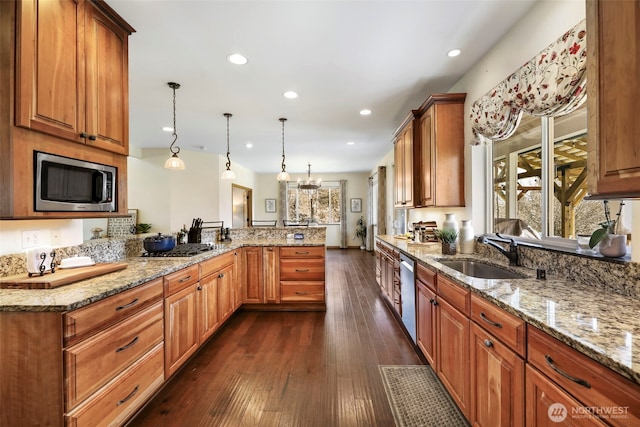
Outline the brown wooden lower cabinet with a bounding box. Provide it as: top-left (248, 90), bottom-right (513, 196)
top-left (164, 282), bottom-right (199, 378)
top-left (469, 322), bottom-right (524, 427)
top-left (525, 364), bottom-right (608, 427)
top-left (437, 297), bottom-right (470, 419)
top-left (416, 277), bottom-right (437, 367)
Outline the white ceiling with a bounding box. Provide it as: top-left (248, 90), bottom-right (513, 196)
top-left (110, 0), bottom-right (538, 175)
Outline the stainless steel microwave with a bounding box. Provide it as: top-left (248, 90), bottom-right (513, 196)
top-left (34, 151), bottom-right (117, 212)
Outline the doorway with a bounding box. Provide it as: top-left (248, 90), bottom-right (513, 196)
top-left (232, 184), bottom-right (252, 228)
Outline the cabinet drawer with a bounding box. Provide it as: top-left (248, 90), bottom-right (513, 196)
top-left (416, 263), bottom-right (436, 291)
top-left (437, 275), bottom-right (469, 315)
top-left (65, 342), bottom-right (164, 427)
top-left (163, 265), bottom-right (199, 296)
top-left (64, 278), bottom-right (163, 346)
top-left (199, 251), bottom-right (235, 279)
top-left (528, 326), bottom-right (640, 426)
top-left (281, 282), bottom-right (325, 302)
top-left (280, 246), bottom-right (325, 258)
top-left (470, 294), bottom-right (525, 357)
top-left (280, 258), bottom-right (325, 281)
top-left (65, 302), bottom-right (164, 410)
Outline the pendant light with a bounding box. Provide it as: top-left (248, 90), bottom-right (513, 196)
top-left (276, 117), bottom-right (291, 181)
top-left (298, 163), bottom-right (321, 190)
top-left (220, 113), bottom-right (236, 180)
top-left (164, 82), bottom-right (185, 170)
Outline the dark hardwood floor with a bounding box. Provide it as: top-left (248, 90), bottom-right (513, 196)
top-left (128, 248), bottom-right (422, 426)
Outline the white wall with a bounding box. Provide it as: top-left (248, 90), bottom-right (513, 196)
top-left (374, 0), bottom-right (586, 238)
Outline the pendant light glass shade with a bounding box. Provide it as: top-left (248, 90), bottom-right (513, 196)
top-left (164, 82), bottom-right (185, 170)
top-left (277, 117), bottom-right (290, 181)
top-left (221, 113), bottom-right (236, 180)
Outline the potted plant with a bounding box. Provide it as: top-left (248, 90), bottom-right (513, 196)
top-left (354, 216), bottom-right (367, 249)
top-left (435, 228), bottom-right (459, 255)
top-left (589, 200), bottom-right (626, 257)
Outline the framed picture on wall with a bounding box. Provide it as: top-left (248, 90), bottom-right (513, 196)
top-left (265, 198), bottom-right (276, 213)
top-left (350, 198), bottom-right (362, 213)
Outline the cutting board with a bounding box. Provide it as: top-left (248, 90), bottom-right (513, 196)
top-left (0, 263), bottom-right (128, 289)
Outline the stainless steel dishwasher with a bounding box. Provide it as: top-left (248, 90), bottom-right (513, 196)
top-left (399, 253), bottom-right (416, 343)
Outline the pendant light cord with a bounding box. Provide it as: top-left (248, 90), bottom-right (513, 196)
top-left (168, 82), bottom-right (180, 155)
top-left (224, 113), bottom-right (232, 171)
top-left (280, 117), bottom-right (287, 173)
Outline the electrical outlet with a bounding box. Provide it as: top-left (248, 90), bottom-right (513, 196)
top-left (22, 230), bottom-right (44, 248)
top-left (50, 229), bottom-right (62, 245)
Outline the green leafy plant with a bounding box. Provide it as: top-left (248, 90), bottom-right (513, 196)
top-left (354, 216), bottom-right (367, 246)
top-left (589, 200), bottom-right (624, 249)
top-left (435, 228), bottom-right (458, 243)
top-left (136, 223), bottom-right (152, 234)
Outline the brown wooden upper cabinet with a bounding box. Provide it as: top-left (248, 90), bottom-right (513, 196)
top-left (393, 93), bottom-right (466, 208)
top-left (587, 0), bottom-right (640, 198)
top-left (16, 0), bottom-right (134, 155)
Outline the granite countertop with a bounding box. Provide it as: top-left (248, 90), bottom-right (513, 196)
top-left (0, 238), bottom-right (324, 313)
top-left (377, 235), bottom-right (640, 387)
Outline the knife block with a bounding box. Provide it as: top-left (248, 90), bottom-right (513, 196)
top-left (187, 228), bottom-right (201, 243)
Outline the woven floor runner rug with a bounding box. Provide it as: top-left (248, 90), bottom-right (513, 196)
top-left (379, 365), bottom-right (469, 427)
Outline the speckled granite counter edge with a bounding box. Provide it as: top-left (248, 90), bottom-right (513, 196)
top-left (0, 239), bottom-right (325, 313)
top-left (376, 235), bottom-right (640, 387)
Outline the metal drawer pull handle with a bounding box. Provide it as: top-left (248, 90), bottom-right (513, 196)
top-left (484, 339), bottom-right (493, 348)
top-left (179, 275), bottom-right (192, 283)
top-left (296, 251), bottom-right (309, 254)
top-left (295, 291), bottom-right (309, 295)
top-left (115, 298), bottom-right (139, 311)
top-left (480, 312), bottom-right (503, 328)
top-left (117, 385), bottom-right (140, 406)
top-left (545, 355), bottom-right (591, 388)
top-left (115, 336), bottom-right (139, 353)
top-left (295, 268), bottom-right (309, 272)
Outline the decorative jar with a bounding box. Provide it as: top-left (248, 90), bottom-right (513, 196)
top-left (459, 220), bottom-right (475, 254)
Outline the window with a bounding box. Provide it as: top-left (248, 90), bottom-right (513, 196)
top-left (286, 181), bottom-right (341, 225)
top-left (490, 103), bottom-right (632, 246)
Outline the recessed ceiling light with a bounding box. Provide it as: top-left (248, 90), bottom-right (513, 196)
top-left (162, 126), bottom-right (173, 132)
top-left (360, 109), bottom-right (372, 116)
top-left (283, 91), bottom-right (298, 99)
top-left (245, 142), bottom-right (253, 148)
top-left (347, 141), bottom-right (355, 145)
top-left (447, 49), bottom-right (461, 57)
top-left (227, 53), bottom-right (248, 65)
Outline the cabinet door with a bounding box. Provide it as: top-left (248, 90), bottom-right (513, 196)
top-left (587, 0), bottom-right (640, 196)
top-left (84, 1), bottom-right (129, 154)
top-left (263, 246), bottom-right (280, 303)
top-left (16, 0), bottom-right (84, 143)
top-left (438, 298), bottom-right (470, 419)
top-left (394, 135), bottom-right (405, 206)
top-left (416, 280), bottom-right (437, 367)
top-left (401, 124), bottom-right (414, 207)
top-left (164, 283), bottom-right (198, 378)
top-left (419, 109), bottom-right (434, 206)
top-left (525, 365), bottom-right (608, 427)
top-left (217, 263), bottom-right (234, 322)
top-left (243, 247), bottom-right (264, 303)
top-left (469, 322), bottom-right (524, 427)
top-left (232, 251), bottom-right (242, 309)
top-left (197, 274), bottom-right (219, 344)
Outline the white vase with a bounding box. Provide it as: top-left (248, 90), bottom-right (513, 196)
top-left (443, 214), bottom-right (458, 233)
top-left (459, 219), bottom-right (475, 254)
top-left (598, 234), bottom-right (627, 257)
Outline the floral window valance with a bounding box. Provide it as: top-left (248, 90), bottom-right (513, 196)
top-left (470, 19), bottom-right (587, 145)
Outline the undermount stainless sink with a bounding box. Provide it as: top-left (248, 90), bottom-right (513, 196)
top-left (438, 260), bottom-right (527, 280)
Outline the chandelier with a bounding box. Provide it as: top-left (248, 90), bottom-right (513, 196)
top-left (298, 163), bottom-right (321, 190)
